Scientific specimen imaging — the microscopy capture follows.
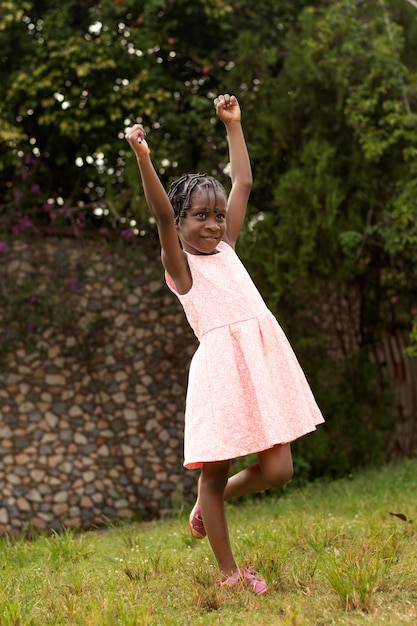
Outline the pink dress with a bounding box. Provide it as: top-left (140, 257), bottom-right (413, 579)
top-left (166, 240), bottom-right (324, 469)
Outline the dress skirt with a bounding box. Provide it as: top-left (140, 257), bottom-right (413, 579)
top-left (183, 310), bottom-right (324, 469)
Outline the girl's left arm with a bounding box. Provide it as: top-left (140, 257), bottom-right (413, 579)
top-left (215, 94), bottom-right (252, 248)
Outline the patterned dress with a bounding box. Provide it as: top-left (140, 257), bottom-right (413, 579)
top-left (166, 240), bottom-right (324, 469)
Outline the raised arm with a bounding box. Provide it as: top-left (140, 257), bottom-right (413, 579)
top-left (125, 125), bottom-right (191, 290)
top-left (214, 94), bottom-right (252, 248)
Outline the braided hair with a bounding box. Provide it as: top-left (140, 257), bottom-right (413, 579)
top-left (167, 173), bottom-right (226, 224)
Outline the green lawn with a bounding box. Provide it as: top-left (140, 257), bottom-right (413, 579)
top-left (1, 458), bottom-right (416, 625)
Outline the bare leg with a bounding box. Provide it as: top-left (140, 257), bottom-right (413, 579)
top-left (199, 460), bottom-right (237, 578)
top-left (194, 445), bottom-right (292, 577)
top-left (223, 443), bottom-right (293, 500)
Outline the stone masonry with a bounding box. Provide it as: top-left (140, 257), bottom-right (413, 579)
top-left (0, 236), bottom-right (198, 535)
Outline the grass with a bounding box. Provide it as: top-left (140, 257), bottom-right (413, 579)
top-left (0, 458), bottom-right (416, 625)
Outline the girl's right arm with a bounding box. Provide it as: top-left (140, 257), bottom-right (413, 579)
top-left (125, 125), bottom-right (191, 292)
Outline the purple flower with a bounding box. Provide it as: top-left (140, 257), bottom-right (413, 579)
top-left (12, 213), bottom-right (32, 234)
top-left (0, 242), bottom-right (7, 254)
top-left (121, 229), bottom-right (135, 238)
top-left (12, 189), bottom-right (23, 205)
top-left (43, 203), bottom-right (57, 222)
top-left (59, 204), bottom-right (74, 218)
top-left (65, 278), bottom-right (82, 291)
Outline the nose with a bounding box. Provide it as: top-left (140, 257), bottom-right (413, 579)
top-left (204, 216), bottom-right (220, 231)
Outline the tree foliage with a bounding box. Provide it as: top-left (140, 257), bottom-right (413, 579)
top-left (0, 0), bottom-right (312, 232)
top-left (239, 0), bottom-right (417, 346)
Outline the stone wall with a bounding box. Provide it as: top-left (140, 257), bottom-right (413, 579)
top-left (0, 236), bottom-right (197, 535)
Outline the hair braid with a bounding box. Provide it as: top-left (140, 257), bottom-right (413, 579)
top-left (167, 173), bottom-right (225, 224)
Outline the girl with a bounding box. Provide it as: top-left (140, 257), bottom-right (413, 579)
top-left (126, 94), bottom-right (324, 595)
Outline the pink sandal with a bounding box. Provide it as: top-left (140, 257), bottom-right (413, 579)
top-left (220, 567), bottom-right (268, 596)
top-left (189, 477), bottom-right (206, 539)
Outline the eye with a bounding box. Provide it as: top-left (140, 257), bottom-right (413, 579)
top-left (216, 213), bottom-right (226, 220)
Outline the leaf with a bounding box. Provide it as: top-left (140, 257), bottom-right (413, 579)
top-left (388, 512), bottom-right (412, 523)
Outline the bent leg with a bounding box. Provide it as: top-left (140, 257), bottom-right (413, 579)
top-left (199, 460), bottom-right (237, 577)
top-left (223, 444), bottom-right (293, 500)
top-left (257, 443), bottom-right (293, 487)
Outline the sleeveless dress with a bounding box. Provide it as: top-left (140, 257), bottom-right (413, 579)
top-left (166, 240), bottom-right (324, 469)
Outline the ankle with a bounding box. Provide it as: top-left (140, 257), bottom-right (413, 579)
top-left (220, 566), bottom-right (239, 582)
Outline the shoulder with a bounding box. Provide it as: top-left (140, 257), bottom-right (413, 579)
top-left (219, 238), bottom-right (235, 253)
top-left (221, 235), bottom-right (235, 251)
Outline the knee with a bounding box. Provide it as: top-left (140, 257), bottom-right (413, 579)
top-left (201, 461), bottom-right (230, 493)
top-left (262, 457), bottom-right (293, 488)
top-left (280, 458), bottom-right (294, 485)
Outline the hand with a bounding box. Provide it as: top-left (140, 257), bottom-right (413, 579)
top-left (125, 124), bottom-right (149, 156)
top-left (214, 94), bottom-right (241, 124)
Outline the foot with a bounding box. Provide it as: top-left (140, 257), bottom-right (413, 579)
top-left (189, 477), bottom-right (206, 539)
top-left (220, 567), bottom-right (268, 596)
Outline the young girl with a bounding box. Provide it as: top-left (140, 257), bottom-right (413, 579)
top-left (126, 94), bottom-right (324, 595)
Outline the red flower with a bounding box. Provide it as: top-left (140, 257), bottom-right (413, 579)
top-left (131, 15), bottom-right (144, 27)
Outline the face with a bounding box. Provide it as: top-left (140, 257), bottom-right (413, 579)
top-left (176, 188), bottom-right (227, 255)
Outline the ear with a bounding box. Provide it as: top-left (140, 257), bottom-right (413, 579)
top-left (175, 221), bottom-right (182, 240)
